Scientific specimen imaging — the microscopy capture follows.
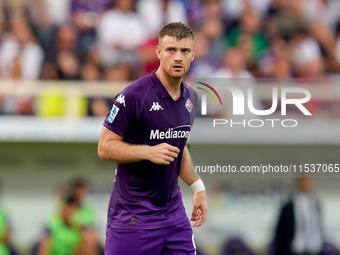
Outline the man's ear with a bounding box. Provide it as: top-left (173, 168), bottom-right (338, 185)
top-left (155, 45), bottom-right (161, 60)
top-left (192, 47), bottom-right (196, 62)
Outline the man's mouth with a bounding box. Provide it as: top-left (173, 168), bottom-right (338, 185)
top-left (172, 65), bottom-right (183, 69)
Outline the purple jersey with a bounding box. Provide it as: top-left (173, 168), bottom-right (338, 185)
top-left (103, 71), bottom-right (198, 230)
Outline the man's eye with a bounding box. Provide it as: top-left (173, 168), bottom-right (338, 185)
top-left (182, 50), bottom-right (189, 53)
top-left (168, 49), bottom-right (174, 53)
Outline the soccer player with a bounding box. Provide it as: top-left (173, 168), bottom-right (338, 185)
top-left (98, 22), bottom-right (207, 255)
top-left (37, 196), bottom-right (99, 255)
top-left (69, 178), bottom-right (97, 228)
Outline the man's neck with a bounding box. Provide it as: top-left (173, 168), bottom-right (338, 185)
top-left (155, 68), bottom-right (182, 100)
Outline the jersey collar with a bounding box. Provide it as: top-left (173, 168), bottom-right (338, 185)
top-left (151, 70), bottom-right (189, 100)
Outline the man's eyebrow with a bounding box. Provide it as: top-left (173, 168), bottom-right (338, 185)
top-left (164, 46), bottom-right (192, 51)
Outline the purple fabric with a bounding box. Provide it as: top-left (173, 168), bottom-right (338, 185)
top-left (103, 71), bottom-right (198, 230)
top-left (105, 219), bottom-right (196, 255)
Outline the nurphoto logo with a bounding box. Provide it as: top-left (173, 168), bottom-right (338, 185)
top-left (195, 80), bottom-right (312, 128)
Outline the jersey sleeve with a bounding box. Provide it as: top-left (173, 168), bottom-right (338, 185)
top-left (103, 90), bottom-right (139, 138)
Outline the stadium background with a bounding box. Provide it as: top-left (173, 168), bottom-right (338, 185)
top-left (1, 0), bottom-right (340, 254)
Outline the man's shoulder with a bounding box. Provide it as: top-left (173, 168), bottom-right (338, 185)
top-left (116, 75), bottom-right (156, 108)
top-left (121, 74), bottom-right (154, 98)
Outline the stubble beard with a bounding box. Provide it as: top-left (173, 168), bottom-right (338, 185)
top-left (167, 67), bottom-right (187, 80)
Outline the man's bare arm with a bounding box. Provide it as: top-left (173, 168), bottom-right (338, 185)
top-left (179, 146), bottom-right (199, 185)
top-left (179, 147), bottom-right (207, 227)
top-left (98, 126), bottom-right (180, 165)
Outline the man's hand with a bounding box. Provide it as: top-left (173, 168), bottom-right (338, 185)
top-left (190, 190), bottom-right (207, 227)
top-left (98, 127), bottom-right (180, 164)
top-left (146, 143), bottom-right (180, 165)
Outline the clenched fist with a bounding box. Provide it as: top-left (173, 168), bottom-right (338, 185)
top-left (146, 143), bottom-right (180, 165)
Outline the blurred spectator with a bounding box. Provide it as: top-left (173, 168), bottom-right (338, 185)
top-left (137, 0), bottom-right (187, 36)
top-left (266, 0), bottom-right (311, 46)
top-left (69, 178), bottom-right (97, 228)
top-left (85, 48), bottom-right (102, 69)
top-left (46, 25), bottom-right (79, 62)
top-left (42, 24), bottom-right (86, 80)
top-left (214, 48), bottom-right (262, 118)
top-left (203, 0), bottom-right (225, 20)
top-left (273, 178), bottom-right (323, 255)
top-left (222, 0), bottom-right (245, 21)
top-left (225, 4), bottom-right (268, 72)
top-left (41, 0), bottom-right (70, 27)
top-left (81, 63), bottom-right (101, 81)
top-left (37, 195), bottom-right (99, 255)
top-left (258, 36), bottom-right (292, 78)
top-left (0, 17), bottom-right (43, 115)
top-left (0, 18), bottom-right (44, 80)
top-left (223, 0), bottom-right (273, 20)
top-left (96, 0), bottom-right (149, 67)
top-left (187, 32), bottom-right (219, 78)
top-left (87, 98), bottom-right (110, 117)
top-left (81, 47), bottom-right (103, 79)
top-left (137, 37), bottom-right (159, 76)
top-left (309, 21), bottom-right (339, 74)
top-left (248, 0), bottom-right (274, 18)
top-left (184, 0), bottom-right (204, 27)
top-left (29, 0), bottom-right (70, 32)
top-left (177, 0), bottom-right (225, 32)
top-left (71, 0), bottom-right (112, 53)
top-left (302, 0), bottom-right (340, 34)
top-left (40, 62), bottom-right (58, 80)
top-left (104, 63), bottom-right (132, 82)
top-left (56, 51), bottom-right (81, 80)
top-left (3, 0), bottom-right (28, 21)
top-left (87, 62), bottom-right (132, 116)
top-left (23, 0), bottom-right (64, 60)
top-left (136, 0), bottom-right (187, 76)
top-left (267, 0), bottom-right (339, 75)
top-left (291, 33), bottom-right (324, 78)
top-left (41, 17), bottom-right (106, 80)
top-left (200, 16), bottom-right (226, 61)
top-left (81, 55), bottom-right (110, 117)
top-left (214, 48), bottom-right (253, 78)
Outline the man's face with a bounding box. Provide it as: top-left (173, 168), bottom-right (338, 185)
top-left (156, 35), bottom-right (195, 79)
top-left (62, 203), bottom-right (78, 224)
top-left (297, 178), bottom-right (314, 193)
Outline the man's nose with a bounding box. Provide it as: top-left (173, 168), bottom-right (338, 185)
top-left (174, 51), bottom-right (183, 62)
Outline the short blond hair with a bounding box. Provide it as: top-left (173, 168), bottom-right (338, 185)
top-left (158, 22), bottom-right (195, 43)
